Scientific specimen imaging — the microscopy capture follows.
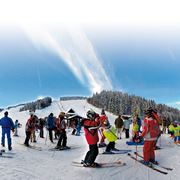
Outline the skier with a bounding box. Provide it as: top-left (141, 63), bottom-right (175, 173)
top-left (30, 115), bottom-right (38, 143)
top-left (122, 115), bottom-right (132, 139)
top-left (114, 114), bottom-right (124, 139)
top-left (76, 119), bottom-right (81, 136)
top-left (135, 114), bottom-right (142, 133)
top-left (46, 113), bottom-right (56, 143)
top-left (140, 107), bottom-right (160, 165)
top-left (81, 110), bottom-right (100, 167)
top-left (131, 116), bottom-right (139, 142)
top-left (172, 121), bottom-right (180, 144)
top-left (0, 111), bottom-right (15, 151)
top-left (98, 109), bottom-right (108, 147)
top-left (168, 122), bottom-right (175, 138)
top-left (103, 120), bottom-right (118, 154)
top-left (14, 119), bottom-right (21, 137)
top-left (39, 118), bottom-right (46, 138)
top-left (24, 114), bottom-right (36, 146)
top-left (55, 112), bottom-right (69, 149)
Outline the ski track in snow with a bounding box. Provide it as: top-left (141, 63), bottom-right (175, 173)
top-left (0, 100), bottom-right (179, 180)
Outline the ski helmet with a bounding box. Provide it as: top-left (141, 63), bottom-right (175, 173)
top-left (86, 110), bottom-right (96, 120)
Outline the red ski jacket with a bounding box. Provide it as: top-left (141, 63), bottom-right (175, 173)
top-left (25, 117), bottom-right (36, 132)
top-left (141, 116), bottom-right (160, 141)
top-left (83, 118), bottom-right (100, 145)
top-left (99, 115), bottom-right (108, 127)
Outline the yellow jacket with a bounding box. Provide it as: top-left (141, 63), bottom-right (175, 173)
top-left (169, 124), bottom-right (174, 132)
top-left (132, 123), bottom-right (139, 133)
top-left (173, 126), bottom-right (180, 137)
top-left (103, 126), bottom-right (117, 142)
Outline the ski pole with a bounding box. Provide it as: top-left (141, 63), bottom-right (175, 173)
top-left (36, 130), bottom-right (40, 142)
top-left (45, 129), bottom-right (48, 145)
top-left (135, 143), bottom-right (137, 161)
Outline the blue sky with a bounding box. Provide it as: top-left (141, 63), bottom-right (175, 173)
top-left (0, 1), bottom-right (180, 109)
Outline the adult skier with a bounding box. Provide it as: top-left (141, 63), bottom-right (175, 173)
top-left (140, 107), bottom-right (160, 165)
top-left (82, 110), bottom-right (100, 167)
top-left (0, 111), bottom-right (15, 151)
top-left (55, 112), bottom-right (69, 149)
top-left (122, 115), bottom-right (132, 138)
top-left (114, 114), bottom-right (124, 139)
top-left (24, 114), bottom-right (36, 146)
top-left (46, 113), bottom-right (56, 143)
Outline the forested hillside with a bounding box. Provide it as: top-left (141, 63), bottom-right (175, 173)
top-left (87, 91), bottom-right (180, 124)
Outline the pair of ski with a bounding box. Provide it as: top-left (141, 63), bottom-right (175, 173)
top-left (128, 152), bottom-right (173, 175)
top-left (0, 149), bottom-right (14, 158)
top-left (72, 161), bottom-right (126, 168)
top-left (49, 146), bottom-right (72, 151)
top-left (101, 149), bottom-right (131, 155)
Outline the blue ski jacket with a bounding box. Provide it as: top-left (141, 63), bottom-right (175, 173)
top-left (0, 116), bottom-right (15, 129)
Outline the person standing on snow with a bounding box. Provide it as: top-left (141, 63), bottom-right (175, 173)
top-left (98, 109), bottom-right (109, 147)
top-left (13, 119), bottom-right (22, 137)
top-left (122, 115), bottom-right (132, 139)
top-left (140, 107), bottom-right (160, 165)
top-left (46, 113), bottom-right (56, 143)
top-left (114, 114), bottom-right (124, 139)
top-left (55, 112), bottom-right (69, 149)
top-left (103, 120), bottom-right (118, 153)
top-left (24, 114), bottom-right (36, 146)
top-left (0, 111), bottom-right (15, 151)
top-left (82, 110), bottom-right (100, 167)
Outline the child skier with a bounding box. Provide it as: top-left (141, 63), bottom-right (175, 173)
top-left (168, 122), bottom-right (175, 138)
top-left (82, 110), bottom-right (100, 167)
top-left (76, 119), bottom-right (81, 136)
top-left (98, 109), bottom-right (108, 147)
top-left (102, 120), bottom-right (118, 154)
top-left (131, 116), bottom-right (139, 142)
top-left (14, 119), bottom-right (22, 136)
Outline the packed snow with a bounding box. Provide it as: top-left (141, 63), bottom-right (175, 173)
top-left (0, 100), bottom-right (179, 180)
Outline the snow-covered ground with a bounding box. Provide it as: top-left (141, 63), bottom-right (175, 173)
top-left (0, 100), bottom-right (179, 180)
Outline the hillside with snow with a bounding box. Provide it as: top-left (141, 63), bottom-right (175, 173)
top-left (0, 100), bottom-right (179, 180)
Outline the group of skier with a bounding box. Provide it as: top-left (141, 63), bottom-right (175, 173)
top-left (24, 111), bottom-right (69, 150)
top-left (0, 106), bottom-right (180, 169)
top-left (81, 107), bottom-right (173, 167)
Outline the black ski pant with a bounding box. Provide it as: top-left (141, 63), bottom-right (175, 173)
top-left (125, 129), bottom-right (129, 138)
top-left (40, 128), bottom-right (44, 138)
top-left (24, 131), bottom-right (31, 146)
top-left (106, 141), bottom-right (115, 152)
top-left (57, 131), bottom-right (67, 147)
top-left (48, 128), bottom-right (54, 142)
top-left (84, 144), bottom-right (99, 165)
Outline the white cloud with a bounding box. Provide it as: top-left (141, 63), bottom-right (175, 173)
top-left (0, 0), bottom-right (180, 26)
top-left (167, 101), bottom-right (180, 110)
top-left (23, 25), bottom-right (113, 94)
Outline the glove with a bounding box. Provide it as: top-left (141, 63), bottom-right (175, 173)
top-left (139, 136), bottom-right (144, 142)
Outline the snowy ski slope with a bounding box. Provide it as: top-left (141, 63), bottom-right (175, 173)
top-left (0, 100), bottom-right (179, 180)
